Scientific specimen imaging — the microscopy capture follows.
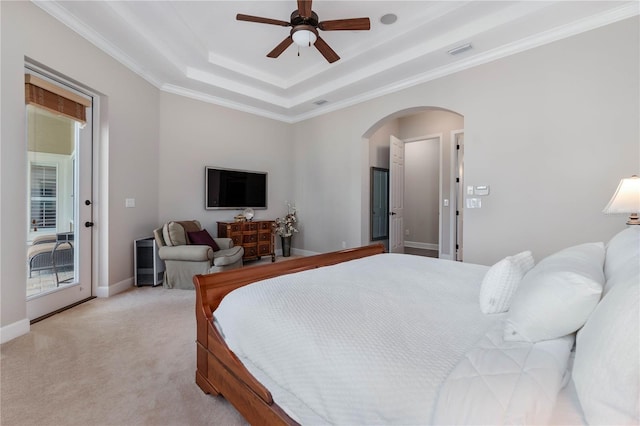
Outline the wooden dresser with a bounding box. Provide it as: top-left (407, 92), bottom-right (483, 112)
top-left (217, 220), bottom-right (275, 262)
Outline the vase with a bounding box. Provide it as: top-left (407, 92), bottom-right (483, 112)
top-left (281, 236), bottom-right (292, 257)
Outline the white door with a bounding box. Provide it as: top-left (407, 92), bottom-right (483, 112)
top-left (455, 133), bottom-right (464, 261)
top-left (389, 135), bottom-right (405, 253)
top-left (26, 70), bottom-right (93, 320)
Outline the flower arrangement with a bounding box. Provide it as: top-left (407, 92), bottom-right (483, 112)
top-left (273, 203), bottom-right (298, 238)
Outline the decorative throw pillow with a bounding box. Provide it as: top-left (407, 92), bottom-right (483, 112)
top-left (179, 220), bottom-right (202, 243)
top-left (504, 242), bottom-right (605, 343)
top-left (479, 251), bottom-right (534, 314)
top-left (188, 229), bottom-right (220, 251)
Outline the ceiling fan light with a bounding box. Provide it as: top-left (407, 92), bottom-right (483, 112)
top-left (292, 28), bottom-right (317, 47)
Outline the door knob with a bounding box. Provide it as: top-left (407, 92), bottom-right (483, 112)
top-left (390, 212), bottom-right (397, 216)
top-left (85, 200), bottom-right (92, 206)
top-left (85, 221), bottom-right (94, 227)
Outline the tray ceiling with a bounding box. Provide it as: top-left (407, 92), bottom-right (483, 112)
top-left (34, 1), bottom-right (638, 123)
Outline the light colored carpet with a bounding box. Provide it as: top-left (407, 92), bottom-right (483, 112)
top-left (1, 287), bottom-right (248, 426)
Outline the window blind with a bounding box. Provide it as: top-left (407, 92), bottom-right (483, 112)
top-left (25, 74), bottom-right (91, 124)
top-left (30, 164), bottom-right (57, 229)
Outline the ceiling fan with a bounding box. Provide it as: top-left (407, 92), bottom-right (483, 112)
top-left (236, 0), bottom-right (370, 63)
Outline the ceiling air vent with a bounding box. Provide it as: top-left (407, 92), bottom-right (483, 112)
top-left (313, 99), bottom-right (328, 106)
top-left (447, 43), bottom-right (473, 56)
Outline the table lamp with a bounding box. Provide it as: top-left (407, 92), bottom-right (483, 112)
top-left (603, 175), bottom-right (640, 225)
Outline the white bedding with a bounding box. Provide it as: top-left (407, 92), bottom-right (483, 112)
top-left (214, 253), bottom-right (574, 425)
top-left (432, 324), bottom-right (575, 425)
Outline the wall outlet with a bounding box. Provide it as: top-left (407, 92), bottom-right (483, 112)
top-left (405, 229), bottom-right (410, 236)
top-left (341, 241), bottom-right (347, 249)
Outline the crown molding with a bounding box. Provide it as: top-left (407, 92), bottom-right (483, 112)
top-left (161, 84), bottom-right (296, 123)
top-left (34, 1), bottom-right (639, 124)
top-left (32, 1), bottom-right (164, 89)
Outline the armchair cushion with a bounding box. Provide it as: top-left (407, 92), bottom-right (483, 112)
top-left (187, 229), bottom-right (220, 251)
top-left (158, 245), bottom-right (214, 262)
top-left (163, 220), bottom-right (201, 246)
top-left (212, 246), bottom-right (244, 267)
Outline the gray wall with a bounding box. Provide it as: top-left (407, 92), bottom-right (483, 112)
top-left (292, 17), bottom-right (639, 265)
top-left (157, 92), bottom-right (294, 234)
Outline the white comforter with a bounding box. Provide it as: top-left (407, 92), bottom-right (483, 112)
top-left (214, 253), bottom-right (573, 425)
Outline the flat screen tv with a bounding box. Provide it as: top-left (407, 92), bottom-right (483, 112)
top-left (205, 167), bottom-right (267, 210)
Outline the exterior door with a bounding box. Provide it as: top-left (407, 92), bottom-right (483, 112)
top-left (25, 69), bottom-right (93, 320)
top-left (389, 135), bottom-right (405, 253)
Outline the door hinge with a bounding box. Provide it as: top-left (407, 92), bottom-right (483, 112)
top-left (456, 177), bottom-right (460, 183)
top-left (456, 144), bottom-right (460, 150)
top-left (456, 244), bottom-right (459, 250)
top-left (456, 210), bottom-right (460, 216)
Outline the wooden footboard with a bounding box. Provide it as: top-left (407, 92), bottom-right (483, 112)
top-left (193, 244), bottom-right (385, 425)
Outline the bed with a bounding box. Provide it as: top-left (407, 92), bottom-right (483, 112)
top-left (193, 228), bottom-right (639, 425)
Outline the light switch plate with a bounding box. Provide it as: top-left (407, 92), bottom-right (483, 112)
top-left (467, 185), bottom-right (474, 195)
top-left (125, 198), bottom-right (135, 208)
top-left (466, 198), bottom-right (482, 209)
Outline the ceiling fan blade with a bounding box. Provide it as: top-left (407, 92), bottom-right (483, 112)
top-left (297, 0), bottom-right (312, 18)
top-left (236, 14), bottom-right (291, 27)
top-left (267, 36), bottom-right (294, 58)
top-left (318, 18), bottom-right (371, 31)
top-left (314, 36), bottom-right (340, 63)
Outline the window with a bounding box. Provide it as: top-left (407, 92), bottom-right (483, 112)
top-left (30, 164), bottom-right (57, 230)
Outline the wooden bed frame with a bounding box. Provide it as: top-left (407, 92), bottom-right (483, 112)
top-left (193, 244), bottom-right (385, 426)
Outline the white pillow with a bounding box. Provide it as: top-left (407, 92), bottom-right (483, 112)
top-left (573, 276), bottom-right (639, 425)
top-left (479, 251), bottom-right (534, 314)
top-left (504, 242), bottom-right (605, 343)
top-left (604, 227), bottom-right (640, 295)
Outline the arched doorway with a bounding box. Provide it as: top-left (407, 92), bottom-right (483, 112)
top-left (362, 107), bottom-right (464, 260)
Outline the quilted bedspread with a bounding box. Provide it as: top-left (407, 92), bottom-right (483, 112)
top-left (214, 253), bottom-right (573, 425)
top-left (432, 325), bottom-right (574, 425)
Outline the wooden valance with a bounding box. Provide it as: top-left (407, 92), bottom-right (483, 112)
top-left (25, 74), bottom-right (91, 124)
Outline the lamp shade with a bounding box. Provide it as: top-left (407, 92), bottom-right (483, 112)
top-left (603, 175), bottom-right (640, 224)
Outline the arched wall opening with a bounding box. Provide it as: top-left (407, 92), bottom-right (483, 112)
top-left (361, 106), bottom-right (464, 259)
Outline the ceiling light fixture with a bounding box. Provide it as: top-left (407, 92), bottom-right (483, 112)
top-left (291, 25), bottom-right (318, 47)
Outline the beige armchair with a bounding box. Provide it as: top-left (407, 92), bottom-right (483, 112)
top-left (153, 220), bottom-right (243, 289)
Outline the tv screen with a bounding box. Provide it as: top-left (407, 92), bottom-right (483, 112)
top-left (205, 167), bottom-right (267, 210)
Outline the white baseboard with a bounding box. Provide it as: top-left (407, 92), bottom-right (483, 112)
top-left (275, 248), bottom-right (320, 258)
top-left (1, 318), bottom-right (30, 344)
top-left (95, 277), bottom-right (134, 298)
top-left (405, 241), bottom-right (439, 251)
top-left (291, 248), bottom-right (319, 257)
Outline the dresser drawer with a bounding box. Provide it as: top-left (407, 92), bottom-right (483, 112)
top-left (244, 245), bottom-right (257, 258)
top-left (243, 222), bottom-right (258, 231)
top-left (258, 232), bottom-right (271, 242)
top-left (242, 234), bottom-right (257, 244)
top-left (258, 243), bottom-right (271, 255)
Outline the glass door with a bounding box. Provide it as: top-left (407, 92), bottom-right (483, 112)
top-left (25, 69), bottom-right (93, 320)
